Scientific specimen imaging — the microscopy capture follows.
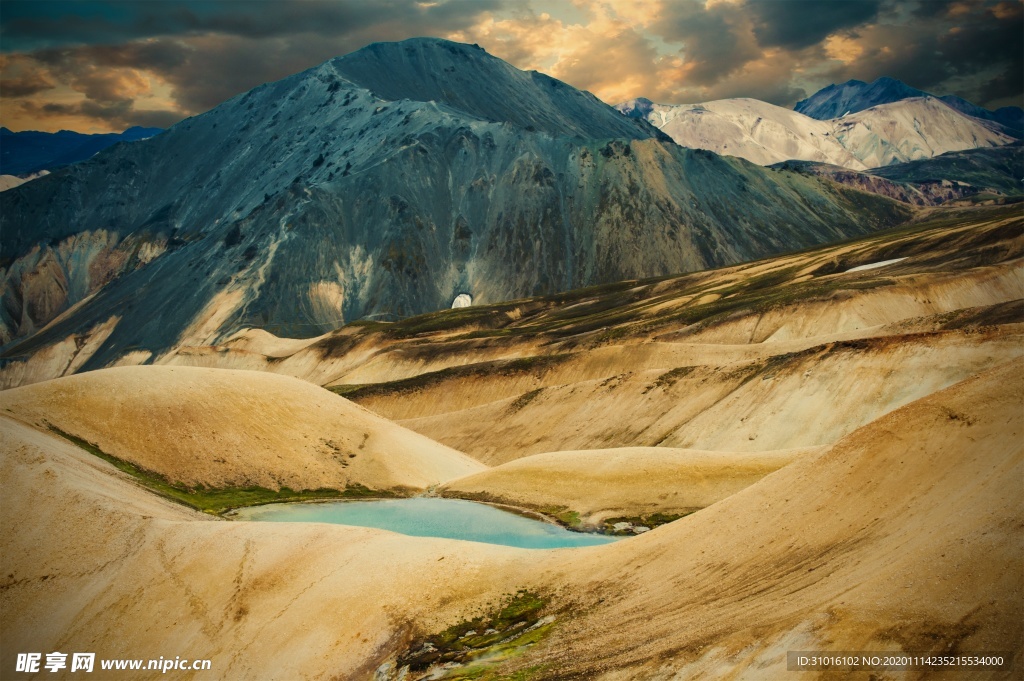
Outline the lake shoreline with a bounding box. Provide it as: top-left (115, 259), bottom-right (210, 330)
top-left (229, 497), bottom-right (620, 549)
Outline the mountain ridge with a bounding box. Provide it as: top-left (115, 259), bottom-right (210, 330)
top-left (0, 126), bottom-right (163, 176)
top-left (2, 38), bottom-right (910, 369)
top-left (616, 93), bottom-right (1014, 169)
top-left (795, 76), bottom-right (1023, 137)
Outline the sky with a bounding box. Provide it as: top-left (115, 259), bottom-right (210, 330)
top-left (1, 0), bottom-right (1021, 133)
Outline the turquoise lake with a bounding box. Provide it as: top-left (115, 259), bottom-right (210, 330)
top-left (233, 497), bottom-right (620, 549)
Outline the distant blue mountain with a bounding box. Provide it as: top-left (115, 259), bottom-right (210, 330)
top-left (936, 95), bottom-right (1023, 137)
top-left (0, 126), bottom-right (163, 176)
top-left (795, 77), bottom-right (1022, 137)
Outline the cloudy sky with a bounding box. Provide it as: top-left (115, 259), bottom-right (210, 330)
top-left (1, 0), bottom-right (1021, 133)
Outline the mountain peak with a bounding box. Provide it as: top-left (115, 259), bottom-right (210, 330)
top-left (325, 38), bottom-right (656, 140)
top-left (796, 76), bottom-right (1022, 138)
top-left (614, 97), bottom-right (655, 119)
top-left (797, 77), bottom-right (928, 120)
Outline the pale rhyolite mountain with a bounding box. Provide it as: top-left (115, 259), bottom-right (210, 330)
top-left (795, 76), bottom-right (1023, 137)
top-left (617, 95), bottom-right (1014, 169)
top-left (0, 38), bottom-right (909, 368)
top-left (832, 97), bottom-right (1015, 167)
top-left (0, 171), bottom-right (49, 192)
top-left (616, 97), bottom-right (868, 169)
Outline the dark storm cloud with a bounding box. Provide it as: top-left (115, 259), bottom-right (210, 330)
top-left (745, 0), bottom-right (882, 49)
top-left (816, 0), bottom-right (1023, 108)
top-left (937, 1), bottom-right (1023, 70)
top-left (1, 0), bottom-right (505, 129)
top-left (1, 0), bottom-right (503, 50)
top-left (654, 0), bottom-right (761, 86)
top-left (911, 0), bottom-right (961, 18)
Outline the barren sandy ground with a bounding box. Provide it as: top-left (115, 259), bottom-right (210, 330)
top-left (2, 206), bottom-right (1021, 679)
top-left (1, 359), bottom-right (1019, 680)
top-left (1, 366), bottom-right (483, 491)
top-left (439, 446), bottom-right (822, 526)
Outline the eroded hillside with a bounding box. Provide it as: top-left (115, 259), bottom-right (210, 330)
top-left (55, 203), bottom-right (1015, 471)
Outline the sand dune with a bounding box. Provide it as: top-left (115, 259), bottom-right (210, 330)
top-left (397, 328), bottom-right (1022, 463)
top-left (1, 365), bottom-right (484, 493)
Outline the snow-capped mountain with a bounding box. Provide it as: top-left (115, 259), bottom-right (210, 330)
top-left (617, 95), bottom-right (1014, 169)
top-left (2, 38), bottom-right (910, 365)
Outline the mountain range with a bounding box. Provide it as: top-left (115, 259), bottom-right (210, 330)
top-left (0, 126), bottom-right (163, 177)
top-left (617, 92), bottom-right (1017, 170)
top-left (1, 38), bottom-right (913, 369)
top-left (795, 76), bottom-right (1023, 137)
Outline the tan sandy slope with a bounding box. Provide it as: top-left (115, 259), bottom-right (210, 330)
top-left (498, 359), bottom-right (1023, 679)
top-left (0, 365), bottom-right (484, 492)
top-left (0, 415), bottom-right (532, 680)
top-left (1, 358), bottom-right (1019, 680)
top-left (440, 446), bottom-right (822, 525)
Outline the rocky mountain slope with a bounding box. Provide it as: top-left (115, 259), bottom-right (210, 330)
top-left (795, 76), bottom-right (931, 119)
top-left (618, 94), bottom-right (1014, 169)
top-left (1, 38), bottom-right (911, 367)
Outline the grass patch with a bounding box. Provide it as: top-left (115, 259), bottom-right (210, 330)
top-left (396, 590), bottom-right (553, 679)
top-left (644, 366), bottom-right (697, 393)
top-left (537, 505), bottom-right (582, 530)
top-left (45, 424), bottom-right (398, 514)
top-left (325, 383), bottom-right (368, 397)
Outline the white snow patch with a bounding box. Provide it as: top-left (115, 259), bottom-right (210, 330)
top-left (452, 293), bottom-right (473, 308)
top-left (843, 257), bottom-right (907, 273)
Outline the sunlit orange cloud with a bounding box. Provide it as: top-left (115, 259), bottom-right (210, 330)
top-left (8, 102), bottom-right (108, 134)
top-left (2, 0), bottom-right (1019, 133)
top-left (448, 2), bottom-right (681, 105)
top-left (1, 62), bottom-right (178, 132)
top-left (823, 34), bottom-right (865, 64)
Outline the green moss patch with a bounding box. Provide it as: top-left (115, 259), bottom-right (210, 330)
top-left (602, 511), bottom-right (693, 535)
top-left (396, 590), bottom-right (554, 679)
